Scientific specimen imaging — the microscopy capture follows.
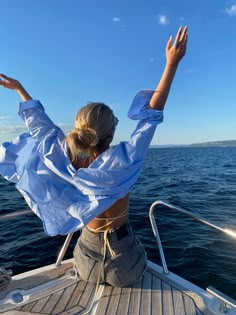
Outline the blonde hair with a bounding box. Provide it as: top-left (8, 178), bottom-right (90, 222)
top-left (65, 102), bottom-right (118, 162)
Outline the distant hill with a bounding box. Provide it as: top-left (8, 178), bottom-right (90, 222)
top-left (189, 140), bottom-right (236, 147)
top-left (151, 140), bottom-right (236, 148)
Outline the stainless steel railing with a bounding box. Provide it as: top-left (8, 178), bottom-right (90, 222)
top-left (2, 201), bottom-right (236, 271)
top-left (0, 210), bottom-right (32, 221)
top-left (55, 233), bottom-right (74, 266)
top-left (149, 200), bottom-right (236, 312)
top-left (0, 209), bottom-right (73, 266)
top-left (149, 200), bottom-right (236, 275)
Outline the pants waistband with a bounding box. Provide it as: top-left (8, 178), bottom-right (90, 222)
top-left (85, 222), bottom-right (130, 241)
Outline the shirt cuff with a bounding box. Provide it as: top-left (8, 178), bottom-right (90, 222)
top-left (128, 90), bottom-right (163, 121)
top-left (18, 100), bottom-right (44, 119)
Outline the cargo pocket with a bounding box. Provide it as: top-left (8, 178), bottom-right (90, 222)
top-left (73, 240), bottom-right (103, 283)
top-left (107, 237), bottom-right (147, 287)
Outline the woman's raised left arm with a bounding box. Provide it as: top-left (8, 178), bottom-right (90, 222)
top-left (0, 74), bottom-right (64, 144)
top-left (0, 74), bottom-right (32, 101)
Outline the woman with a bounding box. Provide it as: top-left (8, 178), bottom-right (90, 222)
top-left (0, 26), bottom-right (188, 287)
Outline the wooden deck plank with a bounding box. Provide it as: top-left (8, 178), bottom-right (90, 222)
top-left (183, 294), bottom-right (198, 315)
top-left (95, 286), bottom-right (112, 315)
top-left (60, 305), bottom-right (84, 315)
top-left (30, 295), bottom-right (51, 313)
top-left (105, 287), bottom-right (122, 314)
top-left (6, 311), bottom-right (43, 315)
top-left (60, 282), bottom-right (97, 315)
top-left (66, 280), bottom-right (87, 310)
top-left (0, 262), bottom-right (73, 301)
top-left (116, 287), bottom-right (131, 315)
top-left (172, 288), bottom-right (185, 315)
top-left (151, 273), bottom-right (162, 315)
top-left (127, 279), bottom-right (142, 314)
top-left (77, 281), bottom-right (96, 309)
top-left (19, 301), bottom-right (37, 312)
top-left (41, 290), bottom-right (64, 314)
top-left (162, 281), bottom-right (174, 315)
top-left (51, 283), bottom-right (77, 314)
top-left (147, 267), bottom-right (207, 315)
top-left (140, 271), bottom-right (152, 314)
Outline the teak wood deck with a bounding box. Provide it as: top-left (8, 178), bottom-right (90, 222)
top-left (0, 260), bottom-right (210, 315)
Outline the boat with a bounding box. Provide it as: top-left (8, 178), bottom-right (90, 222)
top-left (0, 200), bottom-right (235, 315)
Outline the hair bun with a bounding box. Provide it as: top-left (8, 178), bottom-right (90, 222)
top-left (65, 102), bottom-right (115, 162)
top-left (74, 127), bottom-right (99, 149)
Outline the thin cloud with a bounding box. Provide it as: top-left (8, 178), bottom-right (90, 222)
top-left (0, 116), bottom-right (11, 120)
top-left (158, 15), bottom-right (169, 25)
top-left (0, 123), bottom-right (73, 135)
top-left (0, 125), bottom-right (27, 134)
top-left (112, 17), bottom-right (121, 23)
top-left (225, 5), bottom-right (236, 16)
top-left (0, 123), bottom-right (73, 143)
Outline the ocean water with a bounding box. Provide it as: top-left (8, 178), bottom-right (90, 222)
top-left (0, 147), bottom-right (236, 299)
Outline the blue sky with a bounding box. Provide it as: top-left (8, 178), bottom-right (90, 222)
top-left (0, 0), bottom-right (236, 145)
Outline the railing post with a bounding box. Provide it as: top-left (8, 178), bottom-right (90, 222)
top-left (150, 212), bottom-right (169, 274)
top-left (55, 233), bottom-right (74, 267)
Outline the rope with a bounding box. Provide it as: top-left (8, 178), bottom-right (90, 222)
top-left (0, 268), bottom-right (11, 291)
top-left (82, 209), bottom-right (129, 313)
top-left (83, 222), bottom-right (125, 314)
top-left (88, 208), bottom-right (128, 232)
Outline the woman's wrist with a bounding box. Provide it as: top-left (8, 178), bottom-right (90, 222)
top-left (165, 61), bottom-right (178, 69)
top-left (16, 85), bottom-right (32, 101)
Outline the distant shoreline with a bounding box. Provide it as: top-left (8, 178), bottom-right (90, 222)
top-left (151, 140), bottom-right (236, 148)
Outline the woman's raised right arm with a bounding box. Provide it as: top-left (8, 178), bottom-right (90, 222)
top-left (149, 26), bottom-right (188, 111)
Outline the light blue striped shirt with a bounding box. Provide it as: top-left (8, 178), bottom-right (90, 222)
top-left (0, 90), bottom-right (163, 236)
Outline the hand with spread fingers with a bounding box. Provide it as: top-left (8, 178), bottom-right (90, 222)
top-left (0, 74), bottom-right (32, 101)
top-left (0, 74), bottom-right (23, 90)
top-left (166, 26), bottom-right (188, 66)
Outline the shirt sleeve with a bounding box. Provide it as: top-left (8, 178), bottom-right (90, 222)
top-left (128, 89), bottom-right (163, 121)
top-left (127, 90), bottom-right (164, 160)
top-left (0, 100), bottom-right (67, 185)
top-left (18, 100), bottom-right (65, 144)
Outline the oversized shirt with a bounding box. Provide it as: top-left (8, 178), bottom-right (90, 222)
top-left (0, 90), bottom-right (163, 236)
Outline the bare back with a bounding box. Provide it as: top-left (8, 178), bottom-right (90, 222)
top-left (87, 193), bottom-right (129, 231)
top-left (73, 156), bottom-right (129, 231)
